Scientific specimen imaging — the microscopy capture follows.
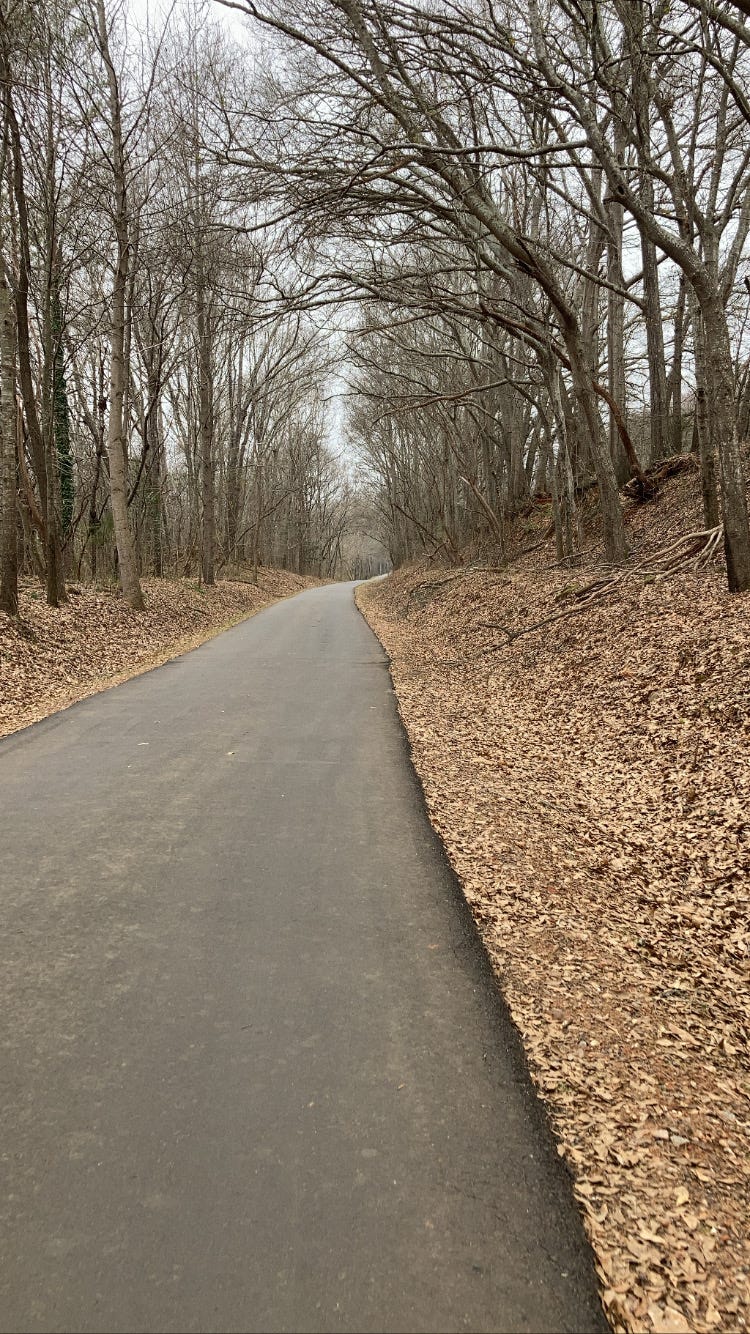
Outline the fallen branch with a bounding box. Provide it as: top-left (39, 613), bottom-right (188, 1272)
top-left (623, 452), bottom-right (697, 500)
top-left (467, 526), bottom-right (725, 653)
top-left (408, 570), bottom-right (472, 600)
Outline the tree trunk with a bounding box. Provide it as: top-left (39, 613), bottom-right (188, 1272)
top-left (2, 55), bottom-right (64, 606)
top-left (88, 363), bottom-right (106, 582)
top-left (564, 328), bottom-right (626, 561)
top-left (548, 434), bottom-right (565, 564)
top-left (251, 471), bottom-right (262, 586)
top-left (606, 186), bottom-right (630, 484)
top-left (197, 283), bottom-right (214, 586)
top-left (701, 291), bottom-right (750, 590)
top-left (549, 364), bottom-right (581, 559)
top-left (96, 0), bottom-right (144, 610)
top-left (641, 231), bottom-right (670, 463)
top-left (690, 297), bottom-right (720, 530)
top-left (0, 267), bottom-right (18, 617)
top-left (41, 266), bottom-right (65, 606)
top-left (143, 363), bottom-right (164, 576)
top-left (107, 243), bottom-right (144, 608)
top-left (670, 275), bottom-right (687, 456)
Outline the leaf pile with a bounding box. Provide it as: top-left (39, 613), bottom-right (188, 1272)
top-left (0, 569), bottom-right (316, 739)
top-left (357, 479), bottom-right (750, 1334)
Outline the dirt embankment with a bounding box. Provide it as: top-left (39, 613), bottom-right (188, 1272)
top-left (0, 568), bottom-right (317, 739)
top-left (357, 474), bottom-right (750, 1334)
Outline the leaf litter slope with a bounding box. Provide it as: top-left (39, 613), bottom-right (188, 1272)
top-left (0, 569), bottom-right (317, 739)
top-left (357, 472), bottom-right (750, 1334)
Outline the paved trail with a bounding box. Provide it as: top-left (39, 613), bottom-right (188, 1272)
top-left (0, 582), bottom-right (605, 1333)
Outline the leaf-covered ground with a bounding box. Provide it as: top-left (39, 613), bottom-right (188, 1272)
top-left (357, 476), bottom-right (750, 1334)
top-left (0, 569), bottom-right (316, 739)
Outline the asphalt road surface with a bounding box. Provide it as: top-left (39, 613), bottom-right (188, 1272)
top-left (0, 582), bottom-right (606, 1334)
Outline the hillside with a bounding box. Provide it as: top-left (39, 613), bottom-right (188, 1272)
top-left (357, 465), bottom-right (750, 1334)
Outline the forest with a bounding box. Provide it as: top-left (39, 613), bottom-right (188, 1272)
top-left (2, 0), bottom-right (750, 613)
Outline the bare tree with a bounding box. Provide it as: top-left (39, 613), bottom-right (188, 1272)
top-left (0, 265), bottom-right (18, 616)
top-left (87, 0), bottom-right (147, 608)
